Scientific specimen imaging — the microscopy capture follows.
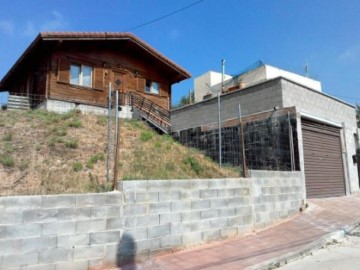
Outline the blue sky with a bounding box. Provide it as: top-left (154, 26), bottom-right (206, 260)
top-left (1, 0), bottom-right (359, 105)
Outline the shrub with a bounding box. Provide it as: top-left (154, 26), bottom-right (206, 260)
top-left (183, 157), bottom-right (203, 175)
top-left (65, 139), bottom-right (78, 149)
top-left (53, 127), bottom-right (67, 136)
top-left (3, 133), bottom-right (12, 141)
top-left (72, 161), bottom-right (83, 172)
top-left (68, 118), bottom-right (82, 128)
top-left (0, 155), bottom-right (15, 167)
top-left (86, 153), bottom-right (105, 169)
top-left (61, 109), bottom-right (81, 120)
top-left (96, 116), bottom-right (107, 126)
top-left (140, 131), bottom-right (153, 142)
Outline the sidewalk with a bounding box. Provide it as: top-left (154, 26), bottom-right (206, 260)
top-left (132, 195), bottom-right (360, 270)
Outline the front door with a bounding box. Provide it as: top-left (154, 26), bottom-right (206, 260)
top-left (112, 71), bottom-right (126, 105)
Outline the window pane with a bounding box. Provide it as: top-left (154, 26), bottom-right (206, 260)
top-left (70, 65), bottom-right (80, 85)
top-left (145, 80), bottom-right (151, 93)
top-left (152, 82), bottom-right (159, 94)
top-left (82, 65), bottom-right (92, 87)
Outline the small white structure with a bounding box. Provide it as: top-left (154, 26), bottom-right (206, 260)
top-left (194, 63), bottom-right (322, 102)
top-left (194, 71), bottom-right (232, 102)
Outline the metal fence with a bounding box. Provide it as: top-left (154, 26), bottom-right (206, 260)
top-left (173, 111), bottom-right (299, 175)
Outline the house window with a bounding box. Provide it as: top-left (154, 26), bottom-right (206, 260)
top-left (70, 64), bottom-right (92, 87)
top-left (145, 80), bottom-right (160, 94)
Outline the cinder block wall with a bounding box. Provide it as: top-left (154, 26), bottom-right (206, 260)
top-left (0, 172), bottom-right (303, 270)
top-left (281, 79), bottom-right (359, 194)
top-left (171, 79), bottom-right (283, 132)
top-left (0, 193), bottom-right (123, 270)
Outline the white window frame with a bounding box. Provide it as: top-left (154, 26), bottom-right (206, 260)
top-left (145, 80), bottom-right (160, 95)
top-left (70, 63), bottom-right (93, 87)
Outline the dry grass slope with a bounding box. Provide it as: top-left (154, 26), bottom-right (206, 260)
top-left (0, 110), bottom-right (239, 196)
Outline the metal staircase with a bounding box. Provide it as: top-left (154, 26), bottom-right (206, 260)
top-left (125, 91), bottom-right (171, 134)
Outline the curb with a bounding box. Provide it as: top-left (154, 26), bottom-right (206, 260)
top-left (247, 220), bottom-right (360, 270)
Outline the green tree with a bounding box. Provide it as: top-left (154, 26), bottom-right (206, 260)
top-left (173, 90), bottom-right (195, 109)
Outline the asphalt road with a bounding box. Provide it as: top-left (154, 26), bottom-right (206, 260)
top-left (279, 228), bottom-right (360, 270)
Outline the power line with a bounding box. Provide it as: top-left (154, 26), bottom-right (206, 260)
top-left (124, 0), bottom-right (206, 32)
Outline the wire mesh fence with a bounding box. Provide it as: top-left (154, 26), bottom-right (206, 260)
top-left (173, 109), bottom-right (299, 175)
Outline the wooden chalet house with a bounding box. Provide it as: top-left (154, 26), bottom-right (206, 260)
top-left (0, 32), bottom-right (191, 132)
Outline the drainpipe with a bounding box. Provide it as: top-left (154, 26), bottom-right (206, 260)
top-left (341, 122), bottom-right (351, 195)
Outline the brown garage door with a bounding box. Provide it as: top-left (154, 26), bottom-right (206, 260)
top-left (302, 119), bottom-right (346, 198)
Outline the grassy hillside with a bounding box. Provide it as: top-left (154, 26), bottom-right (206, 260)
top-left (0, 110), bottom-right (239, 195)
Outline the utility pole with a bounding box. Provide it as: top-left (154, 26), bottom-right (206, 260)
top-left (218, 59), bottom-right (225, 167)
top-left (106, 82), bottom-right (112, 182)
top-left (113, 90), bottom-right (120, 190)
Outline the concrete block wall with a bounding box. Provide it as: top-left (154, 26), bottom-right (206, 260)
top-left (249, 170), bottom-right (303, 228)
top-left (0, 193), bottom-right (123, 270)
top-left (171, 79), bottom-right (283, 132)
top-left (0, 173), bottom-right (303, 269)
top-left (117, 173), bottom-right (303, 260)
top-left (120, 178), bottom-right (254, 259)
top-left (281, 79), bottom-right (359, 194)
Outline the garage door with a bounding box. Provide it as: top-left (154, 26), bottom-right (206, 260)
top-left (302, 119), bottom-right (346, 198)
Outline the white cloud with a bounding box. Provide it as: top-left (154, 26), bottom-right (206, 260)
top-left (339, 44), bottom-right (360, 61)
top-left (40, 11), bottom-right (67, 31)
top-left (23, 21), bottom-right (36, 37)
top-left (22, 11), bottom-right (68, 37)
top-left (0, 20), bottom-right (14, 35)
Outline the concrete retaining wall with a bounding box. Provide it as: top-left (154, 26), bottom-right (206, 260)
top-left (0, 171), bottom-right (303, 269)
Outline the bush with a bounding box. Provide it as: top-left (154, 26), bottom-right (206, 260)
top-left (183, 157), bottom-right (203, 175)
top-left (61, 109), bottom-right (81, 120)
top-left (96, 116), bottom-right (107, 126)
top-left (68, 118), bottom-right (82, 128)
top-left (0, 155), bottom-right (15, 167)
top-left (140, 131), bottom-right (153, 142)
top-left (65, 139), bottom-right (78, 149)
top-left (72, 161), bottom-right (83, 172)
top-left (3, 133), bottom-right (12, 141)
top-left (53, 127), bottom-right (67, 136)
top-left (86, 153), bottom-right (105, 169)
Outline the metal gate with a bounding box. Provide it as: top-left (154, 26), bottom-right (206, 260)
top-left (302, 119), bottom-right (346, 198)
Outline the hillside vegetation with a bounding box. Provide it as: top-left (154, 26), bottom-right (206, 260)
top-left (0, 109), bottom-right (239, 195)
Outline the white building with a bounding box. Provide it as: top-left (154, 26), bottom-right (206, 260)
top-left (194, 63), bottom-right (322, 102)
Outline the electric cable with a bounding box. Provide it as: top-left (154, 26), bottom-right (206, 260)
top-left (124, 0), bottom-right (206, 32)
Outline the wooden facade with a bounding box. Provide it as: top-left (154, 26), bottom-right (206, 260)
top-left (0, 32), bottom-right (191, 110)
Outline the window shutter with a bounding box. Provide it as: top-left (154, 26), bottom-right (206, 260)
top-left (57, 58), bottom-right (70, 83)
top-left (93, 66), bottom-right (104, 90)
top-left (138, 78), bottom-right (145, 92)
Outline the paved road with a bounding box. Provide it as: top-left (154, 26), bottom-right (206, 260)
top-left (279, 228), bottom-right (360, 270)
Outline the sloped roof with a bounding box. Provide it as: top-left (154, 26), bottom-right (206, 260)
top-left (1, 32), bottom-right (191, 87)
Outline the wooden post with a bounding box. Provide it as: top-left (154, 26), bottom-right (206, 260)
top-left (239, 104), bottom-right (247, 177)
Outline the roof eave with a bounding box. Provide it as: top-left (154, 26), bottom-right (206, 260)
top-left (0, 33), bottom-right (43, 87)
top-left (1, 32), bottom-right (191, 88)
